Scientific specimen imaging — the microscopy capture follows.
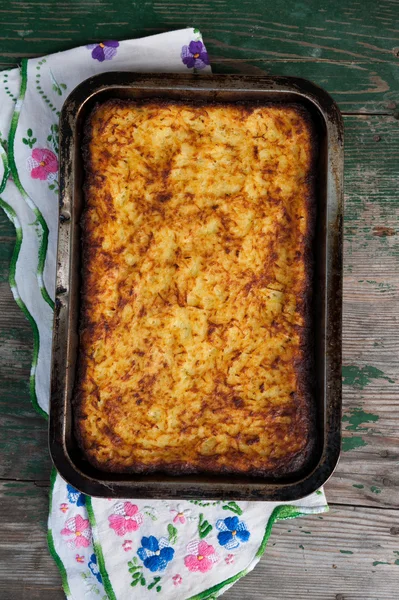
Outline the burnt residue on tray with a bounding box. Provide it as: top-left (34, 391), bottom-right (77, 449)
top-left (50, 73), bottom-right (343, 499)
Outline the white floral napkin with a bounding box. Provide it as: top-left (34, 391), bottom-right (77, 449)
top-left (0, 29), bottom-right (327, 600)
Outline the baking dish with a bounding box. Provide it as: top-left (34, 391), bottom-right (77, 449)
top-left (50, 73), bottom-right (343, 500)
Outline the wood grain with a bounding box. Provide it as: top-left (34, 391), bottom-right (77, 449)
top-left (0, 270), bottom-right (51, 481)
top-left (228, 504), bottom-right (399, 600)
top-left (0, 481), bottom-right (64, 600)
top-left (328, 114), bottom-right (399, 510)
top-left (0, 0), bottom-right (398, 112)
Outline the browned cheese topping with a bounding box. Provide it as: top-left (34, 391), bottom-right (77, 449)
top-left (76, 100), bottom-right (315, 475)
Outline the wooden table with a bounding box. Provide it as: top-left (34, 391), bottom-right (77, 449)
top-left (0, 1), bottom-right (398, 598)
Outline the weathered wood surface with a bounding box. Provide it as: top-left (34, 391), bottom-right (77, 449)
top-left (0, 0), bottom-right (398, 598)
top-left (327, 114), bottom-right (399, 511)
top-left (0, 0), bottom-right (398, 113)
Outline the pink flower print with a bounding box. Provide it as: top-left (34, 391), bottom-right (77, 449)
top-left (184, 540), bottom-right (219, 573)
top-left (225, 553), bottom-right (234, 565)
top-left (27, 148), bottom-right (58, 181)
top-left (108, 502), bottom-right (143, 536)
top-left (61, 515), bottom-right (91, 549)
top-left (75, 554), bottom-right (85, 563)
top-left (60, 503), bottom-right (69, 513)
top-left (172, 574), bottom-right (183, 586)
top-left (170, 504), bottom-right (191, 525)
top-left (122, 540), bottom-right (133, 552)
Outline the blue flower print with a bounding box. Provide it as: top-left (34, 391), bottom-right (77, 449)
top-left (137, 536), bottom-right (174, 572)
top-left (67, 484), bottom-right (86, 507)
top-left (216, 516), bottom-right (250, 550)
top-left (88, 553), bottom-right (102, 583)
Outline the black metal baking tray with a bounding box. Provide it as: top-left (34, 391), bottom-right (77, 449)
top-left (50, 73), bottom-right (343, 500)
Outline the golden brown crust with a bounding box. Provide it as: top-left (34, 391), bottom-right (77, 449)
top-left (75, 99), bottom-right (316, 477)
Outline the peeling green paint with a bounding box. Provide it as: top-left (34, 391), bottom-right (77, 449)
top-left (342, 365), bottom-right (394, 388)
top-left (353, 484), bottom-right (364, 489)
top-left (299, 544), bottom-right (304, 550)
top-left (358, 279), bottom-right (394, 291)
top-left (371, 486), bottom-right (382, 494)
top-left (395, 560), bottom-right (399, 566)
top-left (2, 482), bottom-right (34, 498)
top-left (302, 531), bottom-right (311, 535)
top-left (342, 436), bottom-right (368, 452)
top-left (340, 550), bottom-right (353, 555)
top-left (342, 408), bottom-right (379, 431)
top-left (373, 561), bottom-right (390, 566)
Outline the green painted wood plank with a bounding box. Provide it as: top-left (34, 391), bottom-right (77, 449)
top-left (0, 0), bottom-right (398, 112)
top-left (327, 114), bottom-right (399, 509)
top-left (0, 216), bottom-right (15, 237)
top-left (0, 272), bottom-right (50, 481)
top-left (0, 480), bottom-right (65, 600)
